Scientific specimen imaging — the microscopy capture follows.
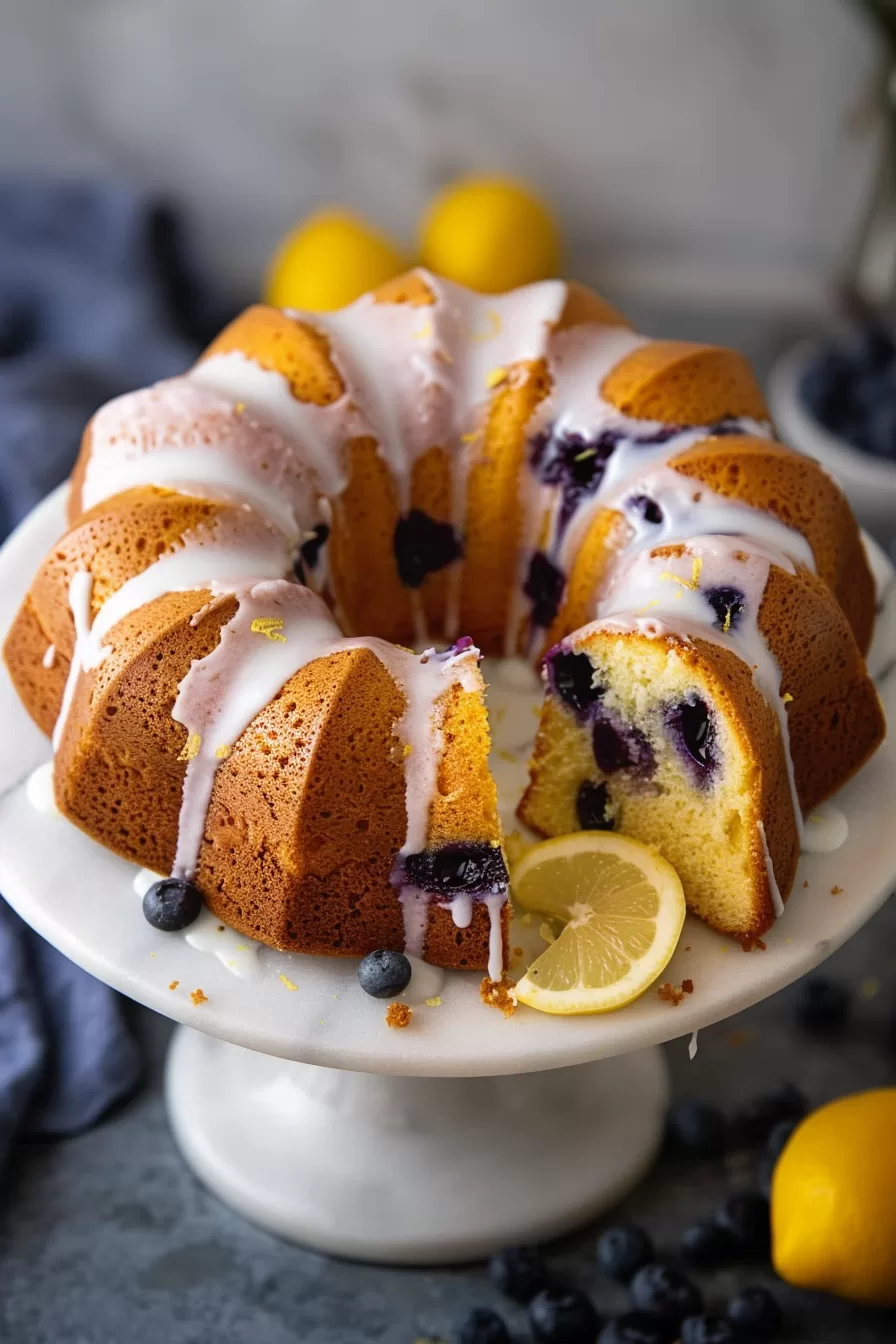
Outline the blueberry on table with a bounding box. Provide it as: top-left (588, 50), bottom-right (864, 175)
top-left (529, 1287), bottom-right (602, 1343)
top-left (488, 1245), bottom-right (549, 1302)
top-left (726, 1286), bottom-right (782, 1341)
top-left (596, 1223), bottom-right (654, 1282)
top-left (680, 1316), bottom-right (736, 1344)
top-left (629, 1264), bottom-right (702, 1324)
top-left (732, 1083), bottom-right (808, 1146)
top-left (598, 1312), bottom-right (674, 1343)
top-left (142, 877), bottom-right (202, 931)
top-left (666, 1099), bottom-right (728, 1157)
top-left (681, 1218), bottom-right (734, 1269)
top-left (357, 949), bottom-right (412, 999)
top-left (795, 976), bottom-right (850, 1034)
top-left (712, 1192), bottom-right (770, 1258)
top-left (456, 1306), bottom-right (510, 1344)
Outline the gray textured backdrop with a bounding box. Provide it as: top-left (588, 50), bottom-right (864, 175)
top-left (0, 0), bottom-right (882, 303)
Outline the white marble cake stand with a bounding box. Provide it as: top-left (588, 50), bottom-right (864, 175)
top-left (1, 488), bottom-right (895, 1264)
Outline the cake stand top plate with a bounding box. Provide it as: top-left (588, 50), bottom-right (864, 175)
top-left (1, 488), bottom-right (894, 1078)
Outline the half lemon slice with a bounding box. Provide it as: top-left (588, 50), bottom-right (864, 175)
top-left (512, 832), bottom-right (686, 1015)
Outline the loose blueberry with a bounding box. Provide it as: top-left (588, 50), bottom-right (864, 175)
top-left (665, 697), bottom-right (717, 780)
top-left (766, 1117), bottom-right (799, 1160)
top-left (712, 1192), bottom-right (770, 1258)
top-left (549, 650), bottom-right (602, 715)
top-left (705, 586), bottom-right (745, 633)
top-left (598, 1313), bottom-right (674, 1344)
top-left (393, 509), bottom-right (462, 588)
top-left (576, 781), bottom-right (614, 831)
top-left (680, 1316), bottom-right (736, 1344)
top-left (529, 1287), bottom-right (602, 1343)
top-left (795, 976), bottom-right (850, 1034)
top-left (629, 1264), bottom-right (702, 1325)
top-left (732, 1083), bottom-right (808, 1147)
top-left (488, 1245), bottom-right (549, 1303)
top-left (142, 878), bottom-right (202, 932)
top-left (799, 348), bottom-right (853, 427)
top-left (681, 1219), bottom-right (734, 1269)
top-left (848, 319), bottom-right (896, 373)
top-left (596, 1224), bottom-right (654, 1282)
top-left (726, 1286), bottom-right (782, 1341)
top-left (524, 551), bottom-right (566, 629)
top-left (456, 1307), bottom-right (510, 1344)
top-left (357, 948), bottom-right (412, 999)
top-left (667, 1099), bottom-right (728, 1157)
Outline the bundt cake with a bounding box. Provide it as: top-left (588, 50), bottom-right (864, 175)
top-left (2, 268), bottom-right (884, 971)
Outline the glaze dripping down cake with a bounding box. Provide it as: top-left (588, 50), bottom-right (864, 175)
top-left (3, 269), bottom-right (885, 972)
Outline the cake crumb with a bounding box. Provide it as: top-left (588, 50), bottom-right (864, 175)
top-left (480, 976), bottom-right (518, 1017)
top-left (684, 945), bottom-right (691, 952)
top-left (802, 880), bottom-right (809, 889)
top-left (168, 980), bottom-right (179, 991)
top-left (190, 988), bottom-right (208, 1006)
top-left (424, 996), bottom-right (442, 1008)
top-left (279, 974), bottom-right (298, 991)
top-left (386, 1001), bottom-right (412, 1029)
top-left (658, 980), bottom-right (694, 1006)
top-left (831, 885), bottom-right (843, 895)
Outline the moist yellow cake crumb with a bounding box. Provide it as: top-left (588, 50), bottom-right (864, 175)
top-left (480, 976), bottom-right (518, 1017)
top-left (190, 988), bottom-right (208, 1006)
top-left (168, 980), bottom-right (179, 991)
top-left (386, 1001), bottom-right (412, 1029)
top-left (424, 996), bottom-right (442, 1008)
top-left (831, 885), bottom-right (843, 895)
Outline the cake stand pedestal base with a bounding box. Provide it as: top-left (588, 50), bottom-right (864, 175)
top-left (165, 1026), bottom-right (669, 1264)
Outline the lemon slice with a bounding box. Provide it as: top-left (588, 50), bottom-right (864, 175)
top-left (512, 832), bottom-right (686, 1015)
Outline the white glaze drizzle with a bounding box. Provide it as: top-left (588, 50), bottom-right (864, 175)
top-left (26, 761), bottom-right (58, 815)
top-left (42, 643), bottom-right (56, 670)
top-left (52, 571), bottom-right (94, 753)
top-left (802, 803), bottom-right (849, 853)
top-left (757, 820), bottom-right (785, 917)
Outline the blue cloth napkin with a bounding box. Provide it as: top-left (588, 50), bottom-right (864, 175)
top-left (0, 178), bottom-right (229, 1154)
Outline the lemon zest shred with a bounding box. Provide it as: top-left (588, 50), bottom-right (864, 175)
top-left (251, 617), bottom-right (286, 643)
top-left (178, 733), bottom-right (202, 762)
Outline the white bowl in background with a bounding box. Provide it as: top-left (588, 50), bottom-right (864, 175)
top-left (768, 339), bottom-right (896, 540)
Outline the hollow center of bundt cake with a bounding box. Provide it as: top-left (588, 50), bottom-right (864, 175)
top-left (393, 842), bottom-right (510, 898)
top-left (664, 694), bottom-right (719, 783)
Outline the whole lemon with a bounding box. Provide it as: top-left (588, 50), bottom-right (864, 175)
top-left (772, 1087), bottom-right (896, 1306)
top-left (265, 209), bottom-right (407, 312)
top-left (419, 175), bottom-right (562, 293)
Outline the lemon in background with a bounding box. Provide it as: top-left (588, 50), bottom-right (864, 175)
top-left (265, 209), bottom-right (407, 312)
top-left (419, 175), bottom-right (562, 293)
top-left (772, 1087), bottom-right (896, 1306)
